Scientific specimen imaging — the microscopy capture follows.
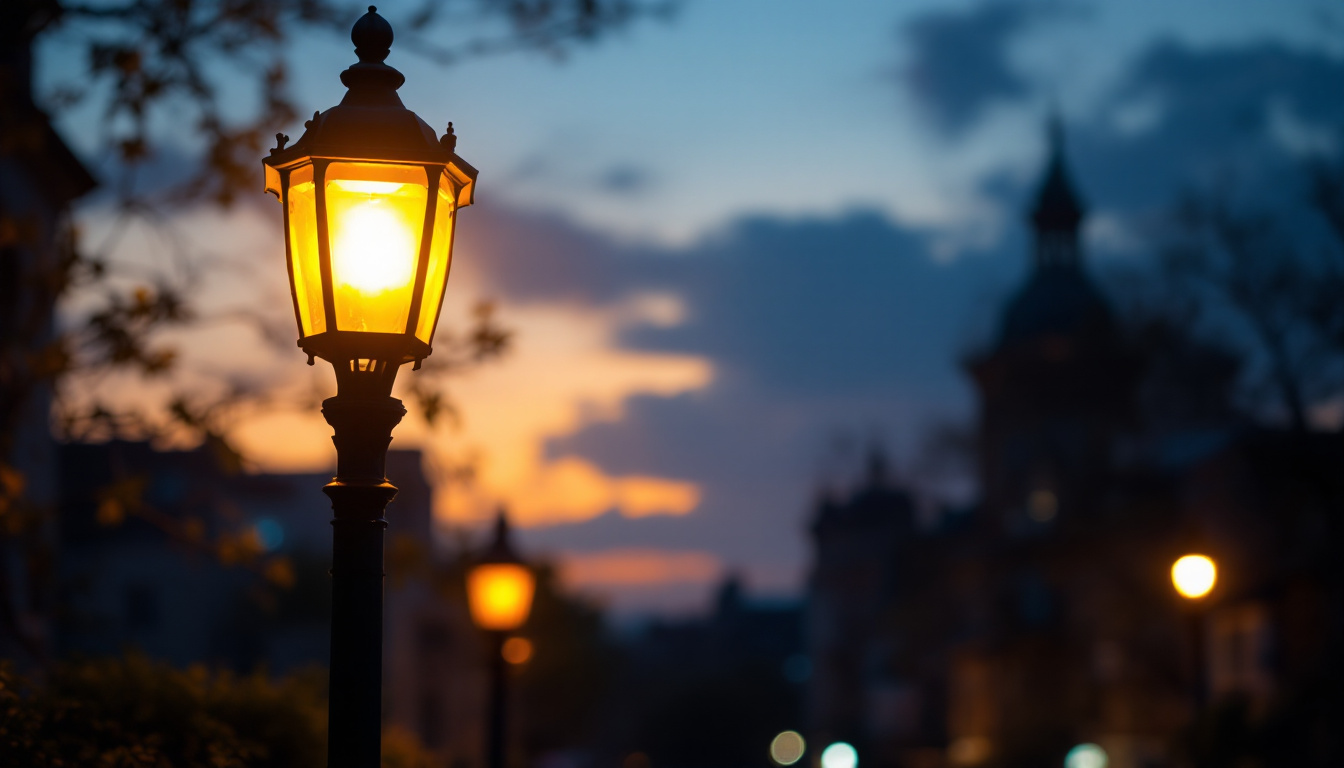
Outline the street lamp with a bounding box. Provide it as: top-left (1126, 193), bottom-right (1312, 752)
top-left (261, 7), bottom-right (477, 768)
top-left (467, 512), bottom-right (536, 768)
top-left (1171, 553), bottom-right (1217, 713)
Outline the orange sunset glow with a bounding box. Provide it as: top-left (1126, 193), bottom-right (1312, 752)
top-left (558, 548), bottom-right (722, 590)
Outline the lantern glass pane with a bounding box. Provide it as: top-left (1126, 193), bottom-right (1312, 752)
top-left (286, 164), bottom-right (326, 335)
top-left (264, 164), bottom-right (281, 199)
top-left (325, 162), bottom-right (428, 334)
top-left (415, 176), bottom-right (457, 343)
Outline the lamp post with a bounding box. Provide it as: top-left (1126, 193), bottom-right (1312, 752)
top-left (1171, 554), bottom-right (1217, 712)
top-left (261, 7), bottom-right (477, 767)
top-left (467, 512), bottom-right (536, 768)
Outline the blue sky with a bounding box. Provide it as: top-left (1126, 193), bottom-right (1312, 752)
top-left (39, 0), bottom-right (1344, 615)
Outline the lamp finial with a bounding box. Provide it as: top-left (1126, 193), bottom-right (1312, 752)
top-left (352, 5), bottom-right (394, 63)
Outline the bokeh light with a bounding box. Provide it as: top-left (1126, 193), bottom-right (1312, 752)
top-left (1064, 743), bottom-right (1108, 768)
top-left (1171, 554), bottom-right (1217, 599)
top-left (821, 742), bottom-right (857, 768)
top-left (948, 736), bottom-right (991, 766)
top-left (254, 518), bottom-right (284, 551)
top-left (1028, 489), bottom-right (1058, 522)
top-left (769, 731), bottom-right (805, 766)
top-left (502, 636), bottom-right (534, 665)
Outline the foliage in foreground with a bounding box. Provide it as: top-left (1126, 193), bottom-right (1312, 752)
top-left (0, 655), bottom-right (439, 768)
top-left (0, 655), bottom-right (325, 767)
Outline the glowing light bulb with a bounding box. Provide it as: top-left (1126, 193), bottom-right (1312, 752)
top-left (1171, 554), bottom-right (1217, 599)
top-left (332, 198), bottom-right (417, 294)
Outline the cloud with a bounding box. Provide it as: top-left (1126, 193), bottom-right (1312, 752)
top-left (1082, 40), bottom-right (1344, 216)
top-left (899, 2), bottom-right (1053, 134)
top-left (445, 201), bottom-right (1014, 609)
top-left (597, 164), bottom-right (655, 195)
top-left (420, 295), bottom-right (713, 528)
top-left (504, 457), bottom-right (701, 524)
top-left (558, 548), bottom-right (722, 588)
top-left (554, 547), bottom-right (724, 616)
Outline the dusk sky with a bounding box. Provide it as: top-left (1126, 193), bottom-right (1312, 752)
top-left (40, 0), bottom-right (1344, 615)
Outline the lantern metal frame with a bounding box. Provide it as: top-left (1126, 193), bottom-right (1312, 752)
top-left (263, 4), bottom-right (477, 395)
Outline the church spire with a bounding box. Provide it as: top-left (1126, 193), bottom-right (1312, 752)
top-left (1028, 113), bottom-right (1086, 268)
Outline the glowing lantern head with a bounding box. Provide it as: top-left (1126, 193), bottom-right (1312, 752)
top-left (1171, 554), bottom-right (1217, 600)
top-left (467, 512), bottom-right (536, 632)
top-left (263, 6), bottom-right (476, 392)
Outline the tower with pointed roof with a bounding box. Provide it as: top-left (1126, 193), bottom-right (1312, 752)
top-left (966, 118), bottom-right (1139, 533)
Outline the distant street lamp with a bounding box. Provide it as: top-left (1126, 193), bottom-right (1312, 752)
top-left (1171, 553), bottom-right (1217, 712)
top-left (1171, 554), bottom-right (1217, 600)
top-left (260, 7), bottom-right (477, 768)
top-left (468, 512), bottom-right (537, 768)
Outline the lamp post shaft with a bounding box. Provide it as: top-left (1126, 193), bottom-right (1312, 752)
top-left (1187, 609), bottom-right (1207, 712)
top-left (487, 630), bottom-right (508, 768)
top-left (323, 393), bottom-right (406, 768)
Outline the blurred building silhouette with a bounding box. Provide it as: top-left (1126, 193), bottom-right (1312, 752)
top-left (593, 576), bottom-right (806, 768)
top-left (0, 27), bottom-right (98, 661)
top-left (806, 123), bottom-right (1343, 768)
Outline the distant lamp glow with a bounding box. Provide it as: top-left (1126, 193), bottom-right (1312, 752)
top-left (948, 736), bottom-right (992, 766)
top-left (821, 742), bottom-right (858, 768)
top-left (254, 517), bottom-right (285, 551)
top-left (1171, 554), bottom-right (1217, 599)
top-left (770, 731), bottom-right (806, 766)
top-left (1028, 489), bottom-right (1058, 522)
top-left (468, 564), bottom-right (535, 631)
top-left (1064, 743), bottom-right (1108, 768)
top-left (467, 512), bottom-right (536, 632)
top-left (501, 636), bottom-right (534, 665)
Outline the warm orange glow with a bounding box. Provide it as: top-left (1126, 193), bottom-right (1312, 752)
top-left (501, 636), bottom-right (534, 665)
top-left (1172, 554), bottom-right (1217, 599)
top-left (500, 456), bottom-right (702, 525)
top-left (325, 162), bottom-right (428, 333)
top-left (559, 548), bottom-right (721, 589)
top-left (467, 563), bottom-right (536, 631)
top-left (286, 164), bottom-right (326, 335)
